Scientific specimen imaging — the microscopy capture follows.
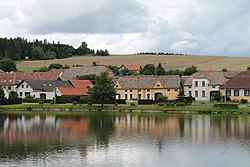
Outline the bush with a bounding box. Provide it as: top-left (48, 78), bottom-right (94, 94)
top-left (0, 98), bottom-right (22, 105)
top-left (73, 101), bottom-right (78, 105)
top-left (158, 103), bottom-right (165, 106)
top-left (214, 103), bottom-right (239, 109)
top-left (56, 96), bottom-right (72, 104)
top-left (130, 103), bottom-right (136, 106)
top-left (88, 102), bottom-right (92, 106)
top-left (241, 99), bottom-right (248, 104)
top-left (115, 99), bottom-right (126, 104)
top-left (39, 101), bottom-right (44, 104)
top-left (138, 100), bottom-right (154, 105)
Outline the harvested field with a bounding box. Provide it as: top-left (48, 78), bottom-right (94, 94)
top-left (16, 54), bottom-right (250, 72)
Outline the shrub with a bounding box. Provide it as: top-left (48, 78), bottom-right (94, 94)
top-left (214, 103), bottom-right (239, 109)
top-left (88, 102), bottom-right (92, 106)
top-left (115, 99), bottom-right (126, 104)
top-left (56, 96), bottom-right (72, 104)
top-left (39, 101), bottom-right (44, 104)
top-left (73, 101), bottom-right (78, 105)
top-left (130, 103), bottom-right (136, 106)
top-left (241, 99), bottom-right (248, 104)
top-left (138, 100), bottom-right (154, 105)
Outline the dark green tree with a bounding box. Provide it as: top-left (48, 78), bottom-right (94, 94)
top-left (30, 46), bottom-right (44, 60)
top-left (222, 68), bottom-right (228, 72)
top-left (0, 87), bottom-right (6, 100)
top-left (9, 91), bottom-right (18, 99)
top-left (0, 58), bottom-right (16, 72)
top-left (155, 63), bottom-right (166, 75)
top-left (183, 66), bottom-right (197, 76)
top-left (76, 74), bottom-right (96, 84)
top-left (210, 91), bottom-right (222, 102)
top-left (177, 82), bottom-right (185, 102)
top-left (120, 68), bottom-right (132, 76)
top-left (140, 64), bottom-right (156, 75)
top-left (48, 63), bottom-right (63, 69)
top-left (88, 72), bottom-right (116, 105)
top-left (108, 65), bottom-right (120, 76)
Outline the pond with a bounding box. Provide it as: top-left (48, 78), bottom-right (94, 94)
top-left (0, 113), bottom-right (250, 167)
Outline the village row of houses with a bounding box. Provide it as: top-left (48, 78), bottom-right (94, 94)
top-left (1, 64), bottom-right (250, 102)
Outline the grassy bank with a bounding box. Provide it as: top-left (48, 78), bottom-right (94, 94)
top-left (0, 103), bottom-right (250, 114)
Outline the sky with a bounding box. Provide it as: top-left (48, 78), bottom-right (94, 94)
top-left (0, 0), bottom-right (250, 56)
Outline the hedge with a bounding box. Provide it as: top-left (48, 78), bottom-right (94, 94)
top-left (115, 99), bottom-right (126, 104)
top-left (138, 100), bottom-right (154, 105)
top-left (80, 96), bottom-right (115, 104)
top-left (56, 96), bottom-right (72, 104)
top-left (214, 103), bottom-right (239, 109)
top-left (23, 99), bottom-right (53, 103)
top-left (0, 98), bottom-right (22, 105)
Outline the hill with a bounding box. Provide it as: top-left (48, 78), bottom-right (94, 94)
top-left (16, 54), bottom-right (250, 72)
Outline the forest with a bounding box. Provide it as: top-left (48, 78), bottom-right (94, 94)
top-left (0, 37), bottom-right (109, 60)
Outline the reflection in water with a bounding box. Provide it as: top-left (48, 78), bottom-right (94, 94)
top-left (0, 113), bottom-right (250, 166)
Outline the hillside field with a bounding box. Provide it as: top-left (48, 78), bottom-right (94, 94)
top-left (16, 54), bottom-right (250, 72)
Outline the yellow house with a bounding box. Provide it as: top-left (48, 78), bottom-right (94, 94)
top-left (220, 71), bottom-right (250, 102)
top-left (114, 75), bottom-right (181, 101)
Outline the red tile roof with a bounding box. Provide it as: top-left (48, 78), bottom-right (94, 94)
top-left (221, 71), bottom-right (250, 89)
top-left (58, 87), bottom-right (89, 96)
top-left (0, 70), bottom-right (62, 86)
top-left (120, 64), bottom-right (141, 71)
top-left (69, 80), bottom-right (93, 88)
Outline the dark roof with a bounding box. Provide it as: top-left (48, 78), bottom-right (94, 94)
top-left (116, 75), bottom-right (181, 89)
top-left (17, 80), bottom-right (73, 92)
top-left (221, 71), bottom-right (250, 89)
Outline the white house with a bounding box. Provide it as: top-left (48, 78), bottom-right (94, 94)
top-left (16, 80), bottom-right (72, 100)
top-left (183, 71), bottom-right (236, 101)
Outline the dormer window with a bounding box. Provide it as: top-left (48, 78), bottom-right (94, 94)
top-left (157, 84), bottom-right (160, 87)
top-left (116, 85), bottom-right (119, 88)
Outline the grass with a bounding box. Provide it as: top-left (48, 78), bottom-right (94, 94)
top-left (16, 54), bottom-right (250, 72)
top-left (0, 102), bottom-right (250, 114)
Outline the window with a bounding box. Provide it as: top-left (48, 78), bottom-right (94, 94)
top-left (130, 94), bottom-right (133, 100)
top-left (130, 90), bottom-right (133, 92)
top-left (125, 94), bottom-right (128, 100)
top-left (167, 89), bottom-right (170, 92)
top-left (212, 86), bottom-right (216, 88)
top-left (188, 86), bottom-right (191, 89)
top-left (147, 90), bottom-right (150, 92)
top-left (20, 92), bottom-right (23, 96)
top-left (147, 94), bottom-right (150, 100)
top-left (234, 90), bottom-right (239, 96)
top-left (226, 90), bottom-right (231, 96)
top-left (195, 91), bottom-right (198, 97)
top-left (116, 85), bottom-right (119, 88)
top-left (189, 91), bottom-right (192, 97)
top-left (175, 89), bottom-right (178, 91)
top-left (156, 84), bottom-right (160, 87)
top-left (138, 90), bottom-right (141, 92)
top-left (25, 92), bottom-right (30, 97)
top-left (244, 90), bottom-right (250, 96)
top-left (125, 90), bottom-right (127, 92)
top-left (26, 84), bottom-right (29, 88)
top-left (138, 94), bottom-right (142, 100)
top-left (195, 81), bottom-right (198, 87)
top-left (8, 87), bottom-right (11, 90)
top-left (202, 81), bottom-right (205, 87)
top-left (202, 91), bottom-right (205, 97)
top-left (22, 85), bottom-right (24, 88)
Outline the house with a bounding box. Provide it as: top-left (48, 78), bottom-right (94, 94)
top-left (184, 71), bottom-right (236, 101)
top-left (59, 66), bottom-right (114, 80)
top-left (16, 80), bottom-right (72, 100)
top-left (220, 71), bottom-right (250, 102)
top-left (119, 64), bottom-right (142, 72)
top-left (56, 80), bottom-right (93, 97)
top-left (115, 75), bottom-right (181, 101)
top-left (0, 69), bottom-right (63, 93)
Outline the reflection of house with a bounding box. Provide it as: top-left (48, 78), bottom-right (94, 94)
top-left (115, 75), bottom-right (181, 101)
top-left (0, 69), bottom-right (63, 93)
top-left (57, 80), bottom-right (93, 97)
top-left (119, 64), bottom-right (142, 72)
top-left (59, 66), bottom-right (113, 80)
top-left (220, 71), bottom-right (250, 102)
top-left (184, 71), bottom-right (236, 101)
top-left (60, 119), bottom-right (89, 135)
top-left (16, 80), bottom-right (72, 99)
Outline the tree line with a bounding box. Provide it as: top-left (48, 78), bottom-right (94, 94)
top-left (0, 37), bottom-right (109, 60)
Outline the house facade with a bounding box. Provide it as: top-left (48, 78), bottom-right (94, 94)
top-left (184, 71), bottom-right (236, 101)
top-left (16, 80), bottom-right (72, 100)
top-left (220, 71), bottom-right (250, 102)
top-left (115, 75), bottom-right (181, 101)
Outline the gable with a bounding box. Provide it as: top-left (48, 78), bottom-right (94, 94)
top-left (153, 81), bottom-right (163, 88)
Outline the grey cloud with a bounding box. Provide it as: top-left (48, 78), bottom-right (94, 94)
top-left (26, 0), bottom-right (148, 34)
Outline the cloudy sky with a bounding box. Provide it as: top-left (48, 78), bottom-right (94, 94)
top-left (0, 0), bottom-right (250, 56)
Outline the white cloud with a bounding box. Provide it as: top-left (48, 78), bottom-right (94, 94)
top-left (170, 40), bottom-right (199, 52)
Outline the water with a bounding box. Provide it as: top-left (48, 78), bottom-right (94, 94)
top-left (0, 113), bottom-right (250, 167)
